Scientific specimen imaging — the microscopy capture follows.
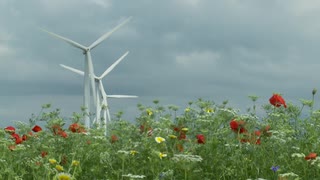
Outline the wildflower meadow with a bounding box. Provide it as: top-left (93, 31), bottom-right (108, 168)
top-left (1, 90), bottom-right (320, 180)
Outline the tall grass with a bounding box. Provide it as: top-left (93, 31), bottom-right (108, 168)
top-left (0, 91), bottom-right (319, 179)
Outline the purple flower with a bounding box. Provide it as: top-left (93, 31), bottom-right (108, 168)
top-left (271, 166), bottom-right (279, 172)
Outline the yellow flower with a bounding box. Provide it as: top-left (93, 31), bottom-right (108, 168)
top-left (146, 109), bottom-right (153, 116)
top-left (49, 158), bottom-right (57, 164)
top-left (159, 152), bottom-right (167, 159)
top-left (181, 128), bottom-right (188, 132)
top-left (155, 137), bottom-right (166, 143)
top-left (55, 165), bottom-right (64, 171)
top-left (206, 108), bottom-right (214, 113)
top-left (56, 172), bottom-right (72, 180)
top-left (168, 135), bottom-right (177, 139)
top-left (72, 160), bottom-right (80, 166)
top-left (185, 108), bottom-right (191, 112)
top-left (130, 150), bottom-right (138, 156)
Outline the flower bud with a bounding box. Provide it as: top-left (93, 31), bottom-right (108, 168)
top-left (312, 88), bottom-right (317, 95)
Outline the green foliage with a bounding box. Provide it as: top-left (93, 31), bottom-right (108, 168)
top-left (2, 93), bottom-right (320, 179)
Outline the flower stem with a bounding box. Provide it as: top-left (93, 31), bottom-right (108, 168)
top-left (184, 169), bottom-right (187, 180)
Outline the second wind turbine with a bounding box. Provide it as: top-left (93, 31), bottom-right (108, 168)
top-left (42, 17), bottom-right (132, 128)
top-left (60, 51), bottom-right (138, 131)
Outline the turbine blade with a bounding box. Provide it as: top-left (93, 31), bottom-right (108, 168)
top-left (89, 16), bottom-right (132, 50)
top-left (90, 73), bottom-right (97, 105)
top-left (99, 81), bottom-right (107, 100)
top-left (40, 28), bottom-right (87, 50)
top-left (99, 51), bottom-right (129, 79)
top-left (60, 64), bottom-right (85, 76)
top-left (106, 106), bottom-right (111, 122)
top-left (107, 95), bottom-right (138, 98)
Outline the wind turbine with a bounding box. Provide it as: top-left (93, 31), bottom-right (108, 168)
top-left (60, 51), bottom-right (138, 134)
top-left (41, 17), bottom-right (132, 128)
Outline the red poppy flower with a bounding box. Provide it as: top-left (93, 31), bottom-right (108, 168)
top-left (173, 127), bottom-right (180, 132)
top-left (269, 94), bottom-right (287, 108)
top-left (255, 138), bottom-right (261, 145)
top-left (230, 120), bottom-right (247, 133)
top-left (255, 130), bottom-right (261, 136)
top-left (51, 125), bottom-right (68, 138)
top-left (4, 126), bottom-right (15, 134)
top-left (179, 132), bottom-right (186, 140)
top-left (230, 120), bottom-right (239, 130)
top-left (11, 133), bottom-right (19, 139)
top-left (111, 135), bottom-right (118, 143)
top-left (58, 131), bottom-right (68, 138)
top-left (305, 153), bottom-right (317, 160)
top-left (41, 151), bottom-right (48, 158)
top-left (69, 123), bottom-right (86, 133)
top-left (196, 134), bottom-right (205, 144)
top-left (11, 133), bottom-right (23, 144)
top-left (32, 125), bottom-right (42, 132)
top-left (69, 123), bottom-right (78, 132)
top-left (16, 138), bottom-right (23, 144)
top-left (239, 127), bottom-right (247, 133)
top-left (22, 134), bottom-right (28, 141)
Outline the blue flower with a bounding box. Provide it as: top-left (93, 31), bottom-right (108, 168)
top-left (271, 166), bottom-right (279, 172)
top-left (159, 172), bottom-right (165, 179)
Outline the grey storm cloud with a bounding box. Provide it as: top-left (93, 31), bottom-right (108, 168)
top-left (1, 0), bottom-right (320, 126)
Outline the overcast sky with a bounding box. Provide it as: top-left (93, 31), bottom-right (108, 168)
top-left (1, 0), bottom-right (320, 126)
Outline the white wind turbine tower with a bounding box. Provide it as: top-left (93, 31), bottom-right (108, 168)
top-left (41, 17), bottom-right (132, 128)
top-left (60, 51), bottom-right (138, 134)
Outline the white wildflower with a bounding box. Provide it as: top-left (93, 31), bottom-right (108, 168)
top-left (291, 146), bottom-right (300, 150)
top-left (122, 174), bottom-right (146, 179)
top-left (219, 108), bottom-right (240, 115)
top-left (279, 172), bottom-right (299, 177)
top-left (93, 136), bottom-right (105, 139)
top-left (225, 143), bottom-right (239, 147)
top-left (196, 119), bottom-right (214, 123)
top-left (172, 154), bottom-right (203, 162)
top-left (310, 157), bottom-right (320, 165)
top-left (291, 153), bottom-right (305, 158)
top-left (270, 113), bottom-right (281, 117)
top-left (117, 150), bottom-right (130, 155)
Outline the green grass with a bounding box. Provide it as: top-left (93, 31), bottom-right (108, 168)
top-left (1, 91), bottom-right (320, 180)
